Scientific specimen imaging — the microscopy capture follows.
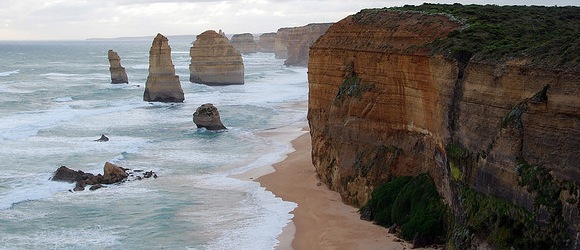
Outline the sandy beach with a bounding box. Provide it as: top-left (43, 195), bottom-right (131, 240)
top-left (255, 127), bottom-right (418, 250)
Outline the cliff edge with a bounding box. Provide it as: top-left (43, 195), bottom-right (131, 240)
top-left (308, 4), bottom-right (580, 248)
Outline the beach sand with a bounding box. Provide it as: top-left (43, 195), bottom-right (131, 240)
top-left (256, 127), bottom-right (420, 250)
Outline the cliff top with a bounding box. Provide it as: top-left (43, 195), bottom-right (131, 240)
top-left (361, 4), bottom-right (580, 71)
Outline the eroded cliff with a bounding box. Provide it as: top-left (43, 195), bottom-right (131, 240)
top-left (308, 5), bottom-right (580, 248)
top-left (275, 23), bottom-right (333, 66)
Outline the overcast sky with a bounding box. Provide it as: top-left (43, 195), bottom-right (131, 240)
top-left (1, 0), bottom-right (577, 40)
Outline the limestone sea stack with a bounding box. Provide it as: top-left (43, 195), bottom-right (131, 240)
top-left (143, 33), bottom-right (184, 103)
top-left (192, 103), bottom-right (227, 131)
top-left (107, 50), bottom-right (128, 84)
top-left (189, 30), bottom-right (244, 85)
top-left (258, 32), bottom-right (276, 53)
top-left (230, 33), bottom-right (258, 53)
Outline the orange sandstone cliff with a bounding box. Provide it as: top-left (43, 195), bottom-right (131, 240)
top-left (308, 7), bottom-right (580, 248)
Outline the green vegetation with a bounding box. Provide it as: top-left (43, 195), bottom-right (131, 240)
top-left (389, 4), bottom-right (580, 71)
top-left (334, 73), bottom-right (375, 103)
top-left (446, 142), bottom-right (471, 181)
top-left (452, 185), bottom-right (537, 249)
top-left (363, 174), bottom-right (448, 244)
top-left (501, 101), bottom-right (528, 128)
top-left (515, 159), bottom-right (572, 246)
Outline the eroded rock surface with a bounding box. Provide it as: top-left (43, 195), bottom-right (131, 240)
top-left (108, 50), bottom-right (128, 84)
top-left (230, 33), bottom-right (258, 53)
top-left (308, 7), bottom-right (580, 248)
top-left (258, 32), bottom-right (276, 53)
top-left (189, 30), bottom-right (244, 85)
top-left (192, 103), bottom-right (227, 131)
top-left (143, 33), bottom-right (184, 102)
top-left (275, 23), bottom-right (332, 66)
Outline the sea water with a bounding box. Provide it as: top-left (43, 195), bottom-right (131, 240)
top-left (0, 38), bottom-right (307, 249)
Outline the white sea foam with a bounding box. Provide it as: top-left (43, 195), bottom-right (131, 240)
top-left (0, 69), bottom-right (20, 77)
top-left (0, 173), bottom-right (73, 210)
top-left (0, 226), bottom-right (123, 248)
top-left (0, 42), bottom-right (308, 249)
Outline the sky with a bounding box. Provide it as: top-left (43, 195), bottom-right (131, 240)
top-left (0, 0), bottom-right (578, 40)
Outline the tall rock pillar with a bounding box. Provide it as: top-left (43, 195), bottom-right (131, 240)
top-left (108, 50), bottom-right (128, 84)
top-left (143, 33), bottom-right (185, 102)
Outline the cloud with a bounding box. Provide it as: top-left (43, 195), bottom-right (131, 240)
top-left (0, 0), bottom-right (578, 40)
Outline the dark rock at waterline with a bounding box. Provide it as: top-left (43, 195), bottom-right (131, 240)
top-left (52, 162), bottom-right (158, 192)
top-left (94, 134), bottom-right (109, 142)
top-left (52, 166), bottom-right (83, 183)
top-left (89, 184), bottom-right (103, 191)
top-left (192, 103), bottom-right (227, 131)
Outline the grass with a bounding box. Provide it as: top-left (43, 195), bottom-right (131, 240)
top-left (387, 4), bottom-right (580, 71)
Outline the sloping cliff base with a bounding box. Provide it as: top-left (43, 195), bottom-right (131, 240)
top-left (308, 4), bottom-right (580, 249)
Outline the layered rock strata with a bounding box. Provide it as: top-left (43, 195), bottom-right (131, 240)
top-left (107, 50), bottom-right (128, 84)
top-left (189, 30), bottom-right (244, 85)
top-left (308, 8), bottom-right (580, 248)
top-left (275, 23), bottom-right (333, 66)
top-left (143, 33), bottom-right (184, 103)
top-left (258, 32), bottom-right (276, 53)
top-left (193, 103), bottom-right (227, 131)
top-left (230, 33), bottom-right (258, 53)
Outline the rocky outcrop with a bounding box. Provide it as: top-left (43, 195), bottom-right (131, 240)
top-left (108, 50), bottom-right (128, 84)
top-left (308, 7), bottom-right (580, 248)
top-left (52, 162), bottom-right (157, 191)
top-left (189, 30), bottom-right (244, 85)
top-left (230, 33), bottom-right (258, 53)
top-left (94, 134), bottom-right (109, 142)
top-left (275, 23), bottom-right (332, 66)
top-left (258, 33), bottom-right (276, 53)
top-left (192, 103), bottom-right (227, 131)
top-left (143, 33), bottom-right (184, 103)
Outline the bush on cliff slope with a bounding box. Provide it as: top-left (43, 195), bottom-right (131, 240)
top-left (391, 4), bottom-right (580, 71)
top-left (364, 174), bottom-right (448, 245)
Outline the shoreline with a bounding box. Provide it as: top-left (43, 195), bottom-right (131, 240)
top-left (256, 127), bottom-right (417, 250)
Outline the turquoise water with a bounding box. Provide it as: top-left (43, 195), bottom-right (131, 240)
top-left (0, 39), bottom-right (307, 249)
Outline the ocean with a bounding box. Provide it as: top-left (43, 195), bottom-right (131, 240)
top-left (0, 38), bottom-right (308, 249)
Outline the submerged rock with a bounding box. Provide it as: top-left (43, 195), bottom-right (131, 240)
top-left (192, 103), bottom-right (227, 131)
top-left (107, 50), bottom-right (128, 84)
top-left (143, 33), bottom-right (184, 103)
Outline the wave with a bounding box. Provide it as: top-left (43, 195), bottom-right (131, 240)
top-left (0, 173), bottom-right (73, 210)
top-left (0, 70), bottom-right (20, 77)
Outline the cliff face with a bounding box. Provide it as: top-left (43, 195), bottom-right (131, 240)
top-left (308, 8), bottom-right (580, 247)
top-left (189, 30), bottom-right (244, 85)
top-left (230, 33), bottom-right (258, 53)
top-left (275, 23), bottom-right (333, 66)
top-left (144, 33), bottom-right (184, 103)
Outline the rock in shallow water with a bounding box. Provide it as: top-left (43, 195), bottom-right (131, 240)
top-left (143, 33), bottom-right (184, 103)
top-left (192, 103), bottom-right (227, 131)
top-left (51, 162), bottom-right (157, 192)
